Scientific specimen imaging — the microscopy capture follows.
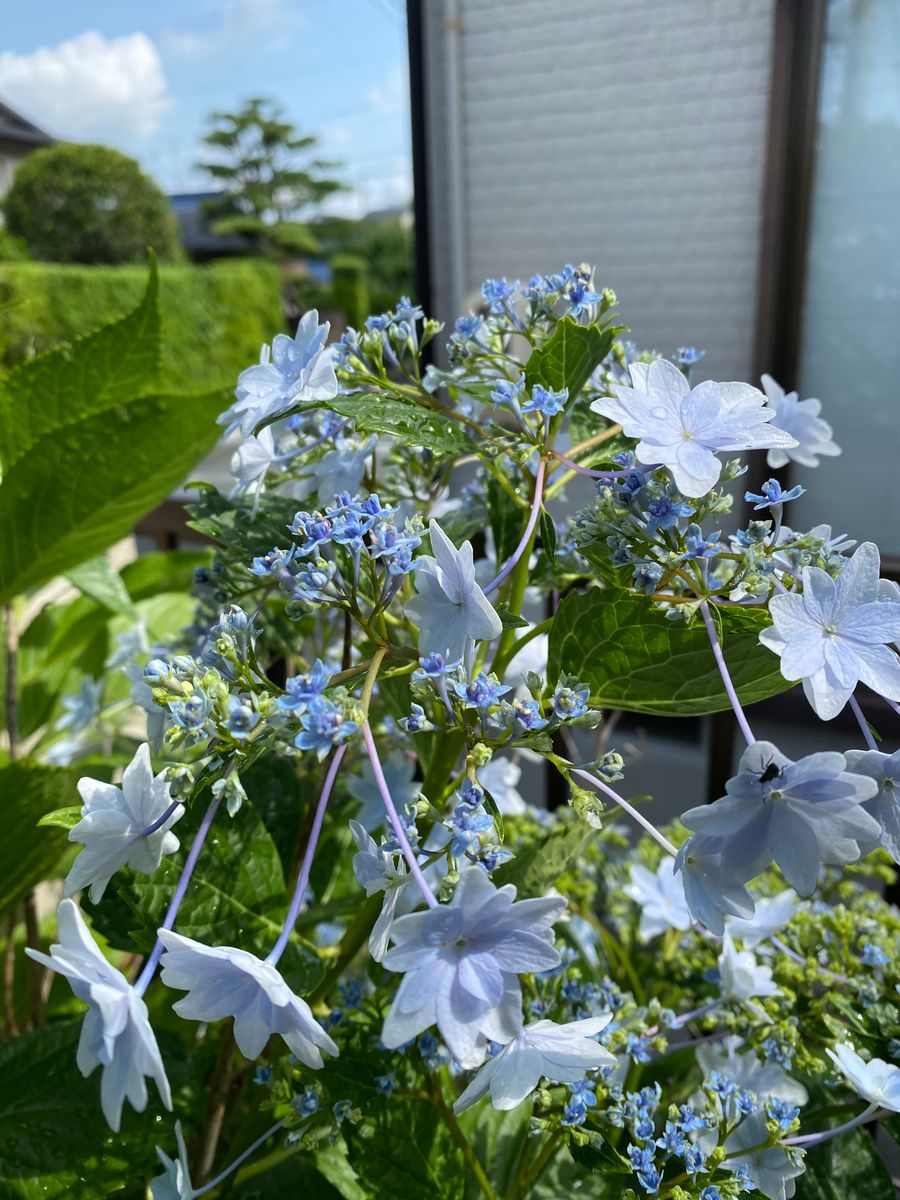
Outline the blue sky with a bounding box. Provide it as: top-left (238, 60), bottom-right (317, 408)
top-left (0, 0), bottom-right (412, 215)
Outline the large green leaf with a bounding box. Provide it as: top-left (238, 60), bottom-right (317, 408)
top-left (525, 317), bottom-right (617, 401)
top-left (0, 761), bottom-right (76, 914)
top-left (548, 587), bottom-right (794, 715)
top-left (86, 797), bottom-right (322, 994)
top-left (344, 1102), bottom-right (463, 1200)
top-left (0, 260), bottom-right (160, 478)
top-left (323, 392), bottom-right (472, 457)
top-left (487, 474), bottom-right (525, 564)
top-left (0, 386), bottom-right (227, 603)
top-left (66, 555), bottom-right (136, 617)
top-left (120, 548), bottom-right (211, 601)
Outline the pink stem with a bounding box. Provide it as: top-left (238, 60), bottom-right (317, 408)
top-left (484, 458), bottom-right (546, 595)
top-left (699, 599), bottom-right (756, 747)
top-left (267, 744), bottom-right (347, 964)
top-left (362, 721), bottom-right (437, 907)
top-left (573, 768), bottom-right (678, 857)
top-left (848, 695), bottom-right (878, 751)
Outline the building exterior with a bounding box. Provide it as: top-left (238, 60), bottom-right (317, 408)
top-left (0, 98), bottom-right (53, 199)
top-left (410, 0), bottom-right (900, 556)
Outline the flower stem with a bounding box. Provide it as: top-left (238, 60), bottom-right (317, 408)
top-left (771, 936), bottom-right (852, 986)
top-left (267, 744), bottom-right (347, 966)
top-left (134, 793), bottom-right (221, 996)
top-left (141, 797), bottom-right (184, 838)
top-left (783, 1102), bottom-right (881, 1146)
top-left (572, 769), bottom-right (678, 857)
top-left (698, 599), bottom-right (756, 747)
top-left (192, 1120), bottom-right (286, 1196)
top-left (548, 450), bottom-right (638, 479)
top-left (362, 720), bottom-right (437, 907)
top-left (431, 1078), bottom-right (497, 1200)
top-left (484, 458), bottom-right (546, 597)
top-left (848, 695), bottom-right (878, 751)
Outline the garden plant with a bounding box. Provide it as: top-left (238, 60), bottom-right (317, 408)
top-left (3, 262), bottom-right (899, 1199)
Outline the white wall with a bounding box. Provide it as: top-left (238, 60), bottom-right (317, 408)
top-left (422, 0), bottom-right (776, 381)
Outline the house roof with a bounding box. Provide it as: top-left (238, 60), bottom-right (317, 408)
top-left (0, 98), bottom-right (53, 147)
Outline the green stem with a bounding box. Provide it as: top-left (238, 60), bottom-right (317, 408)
top-left (510, 1130), bottom-right (562, 1200)
top-left (431, 1077), bottom-right (497, 1200)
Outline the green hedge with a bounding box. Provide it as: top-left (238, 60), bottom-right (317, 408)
top-left (0, 258), bottom-right (284, 390)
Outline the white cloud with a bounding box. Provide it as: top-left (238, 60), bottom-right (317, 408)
top-left (161, 0), bottom-right (298, 58)
top-left (367, 66), bottom-right (408, 117)
top-left (0, 32), bottom-right (170, 143)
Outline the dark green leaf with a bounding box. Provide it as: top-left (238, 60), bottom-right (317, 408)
top-left (538, 506), bottom-right (557, 560)
top-left (66, 555), bottom-right (136, 617)
top-left (794, 1126), bottom-right (894, 1199)
top-left (495, 604), bottom-right (529, 631)
top-left (344, 1102), bottom-right (463, 1200)
top-left (418, 729), bottom-right (465, 799)
top-left (525, 318), bottom-right (618, 402)
top-left (487, 475), bottom-right (524, 564)
top-left (0, 762), bottom-right (76, 913)
top-left (323, 392), bottom-right (471, 457)
top-left (548, 586), bottom-right (794, 716)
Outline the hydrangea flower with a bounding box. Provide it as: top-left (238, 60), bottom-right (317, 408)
top-left (590, 358), bottom-right (797, 497)
top-left (623, 858), bottom-right (692, 941)
top-left (219, 310), bottom-right (338, 437)
top-left (158, 931), bottom-right (339, 1067)
top-left (760, 374), bottom-right (841, 468)
top-left (65, 743), bottom-right (184, 903)
top-left (726, 889), bottom-right (804, 949)
top-left (718, 931), bottom-right (781, 1002)
top-left (56, 676), bottom-right (103, 735)
top-left (453, 1015), bottom-right (615, 1113)
top-left (697, 1036), bottom-right (808, 1110)
top-left (406, 521), bottom-right (503, 662)
top-left (674, 834), bottom-right (755, 935)
top-left (760, 542), bottom-right (900, 719)
top-left (349, 819), bottom-right (414, 962)
top-left (26, 900), bottom-right (171, 1131)
top-left (843, 749), bottom-right (900, 862)
top-left (381, 867), bottom-right (566, 1067)
top-left (294, 435), bottom-right (378, 506)
top-left (681, 741), bottom-right (880, 896)
top-left (150, 1121), bottom-right (194, 1200)
top-left (826, 1043), bottom-right (900, 1112)
top-left (725, 1112), bottom-right (805, 1200)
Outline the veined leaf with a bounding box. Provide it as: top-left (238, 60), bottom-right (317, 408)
top-left (548, 586), bottom-right (793, 715)
top-left (323, 392), bottom-right (472, 457)
top-left (66, 556), bottom-right (136, 617)
top-left (524, 317), bottom-right (618, 402)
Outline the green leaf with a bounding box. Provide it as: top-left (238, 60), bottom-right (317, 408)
top-left (344, 1103), bottom-right (463, 1200)
top-left (548, 586), bottom-right (794, 715)
top-left (487, 474), bottom-right (524, 564)
top-left (0, 257), bottom-right (160, 478)
top-left (494, 819), bottom-right (592, 895)
top-left (0, 386), bottom-right (227, 603)
top-left (120, 548), bottom-right (211, 601)
top-left (495, 604), bottom-right (530, 631)
top-left (65, 555), bottom-right (135, 617)
top-left (87, 797), bottom-right (323, 994)
top-left (538, 505), bottom-right (557, 560)
top-left (525, 318), bottom-right (618, 402)
top-left (793, 1126), bottom-right (895, 1199)
top-left (37, 805), bottom-right (81, 830)
top-left (0, 762), bottom-right (76, 913)
top-left (323, 392), bottom-right (472, 457)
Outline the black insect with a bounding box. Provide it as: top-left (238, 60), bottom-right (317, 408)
top-left (759, 760), bottom-right (781, 784)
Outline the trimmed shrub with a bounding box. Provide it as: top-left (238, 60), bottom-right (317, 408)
top-left (2, 143), bottom-right (182, 265)
top-left (0, 259), bottom-right (283, 390)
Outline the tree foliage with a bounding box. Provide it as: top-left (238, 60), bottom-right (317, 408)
top-left (2, 144), bottom-right (181, 265)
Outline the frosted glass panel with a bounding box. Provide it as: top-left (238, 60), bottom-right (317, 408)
top-left (792, 0), bottom-right (900, 554)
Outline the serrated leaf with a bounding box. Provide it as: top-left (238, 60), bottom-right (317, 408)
top-left (493, 819), bottom-right (592, 895)
top-left (0, 258), bottom-right (160, 478)
top-left (323, 392), bottom-right (472, 457)
top-left (0, 386), bottom-right (228, 603)
top-left (525, 318), bottom-right (618, 402)
top-left (66, 555), bottom-right (135, 617)
top-left (548, 586), bottom-right (794, 716)
top-left (0, 762), bottom-right (76, 913)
